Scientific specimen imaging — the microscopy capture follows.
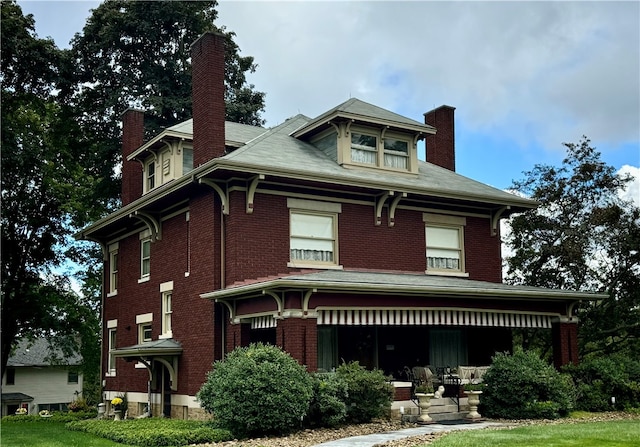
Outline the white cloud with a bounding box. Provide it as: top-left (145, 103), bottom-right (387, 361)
top-left (219, 1), bottom-right (639, 154)
top-left (618, 165), bottom-right (640, 207)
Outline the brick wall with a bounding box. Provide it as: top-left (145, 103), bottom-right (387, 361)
top-left (464, 216), bottom-right (503, 283)
top-left (275, 318), bottom-right (318, 371)
top-left (552, 320), bottom-right (579, 368)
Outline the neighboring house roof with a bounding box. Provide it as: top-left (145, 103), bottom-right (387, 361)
top-left (7, 338), bottom-right (82, 367)
top-left (202, 269), bottom-right (607, 302)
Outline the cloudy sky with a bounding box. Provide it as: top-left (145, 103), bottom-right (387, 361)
top-left (19, 0), bottom-right (639, 201)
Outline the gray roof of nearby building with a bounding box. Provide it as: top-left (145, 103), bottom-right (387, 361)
top-left (7, 338), bottom-right (82, 367)
top-left (203, 269), bottom-right (607, 302)
top-left (168, 120), bottom-right (266, 145)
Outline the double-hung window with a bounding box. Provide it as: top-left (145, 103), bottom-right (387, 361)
top-left (350, 132), bottom-right (377, 165)
top-left (288, 198), bottom-right (342, 268)
top-left (136, 313), bottom-right (153, 343)
top-left (160, 281), bottom-right (174, 338)
top-left (146, 160), bottom-right (156, 192)
top-left (108, 242), bottom-right (118, 296)
top-left (107, 320), bottom-right (117, 376)
top-left (139, 231), bottom-right (151, 281)
top-left (424, 213), bottom-right (467, 275)
top-left (383, 138), bottom-right (409, 169)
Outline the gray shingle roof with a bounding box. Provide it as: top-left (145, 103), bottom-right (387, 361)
top-left (7, 338), bottom-right (82, 367)
top-left (203, 269), bottom-right (607, 301)
top-left (217, 114), bottom-right (534, 207)
top-left (168, 120), bottom-right (266, 145)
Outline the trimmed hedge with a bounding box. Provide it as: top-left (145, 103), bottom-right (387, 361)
top-left (197, 343), bottom-right (313, 438)
top-left (482, 349), bottom-right (576, 419)
top-left (65, 419), bottom-right (233, 446)
top-left (1, 410), bottom-right (97, 423)
top-left (335, 361), bottom-right (394, 423)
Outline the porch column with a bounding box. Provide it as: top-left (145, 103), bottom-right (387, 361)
top-left (276, 318), bottom-right (318, 372)
top-left (551, 317), bottom-right (579, 369)
top-left (226, 321), bottom-right (251, 353)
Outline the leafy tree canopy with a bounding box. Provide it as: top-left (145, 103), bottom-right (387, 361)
top-left (1, 1), bottom-right (99, 383)
top-left (64, 0), bottom-right (266, 208)
top-left (506, 137), bottom-right (640, 358)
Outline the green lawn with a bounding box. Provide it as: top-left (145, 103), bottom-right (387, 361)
top-left (428, 420), bottom-right (640, 447)
top-left (0, 421), bottom-right (135, 447)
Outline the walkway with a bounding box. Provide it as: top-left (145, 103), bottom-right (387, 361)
top-left (312, 420), bottom-right (504, 447)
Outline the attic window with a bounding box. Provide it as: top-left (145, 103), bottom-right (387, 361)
top-left (384, 138), bottom-right (408, 169)
top-left (350, 132), bottom-right (377, 165)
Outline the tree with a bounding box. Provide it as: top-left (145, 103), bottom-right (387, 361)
top-left (505, 137), bottom-right (640, 358)
top-left (63, 0), bottom-right (266, 206)
top-left (1, 1), bottom-right (100, 382)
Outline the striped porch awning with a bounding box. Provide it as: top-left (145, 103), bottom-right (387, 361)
top-left (317, 309), bottom-right (553, 329)
top-left (251, 315), bottom-right (277, 329)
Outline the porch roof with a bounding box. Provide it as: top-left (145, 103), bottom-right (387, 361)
top-left (112, 339), bottom-right (183, 358)
top-left (202, 270), bottom-right (607, 303)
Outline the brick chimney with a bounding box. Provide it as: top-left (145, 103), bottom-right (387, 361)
top-left (121, 109), bottom-right (144, 205)
top-left (424, 105), bottom-right (456, 171)
top-left (190, 31), bottom-right (226, 166)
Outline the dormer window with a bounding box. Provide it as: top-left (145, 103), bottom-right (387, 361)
top-left (351, 132), bottom-right (377, 165)
top-left (384, 138), bottom-right (408, 169)
top-left (146, 160), bottom-right (156, 191)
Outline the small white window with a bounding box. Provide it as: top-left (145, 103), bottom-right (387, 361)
top-left (107, 328), bottom-right (117, 375)
top-left (138, 323), bottom-right (152, 343)
top-left (351, 132), bottom-right (377, 165)
top-left (140, 238), bottom-right (151, 278)
top-left (146, 160), bottom-right (156, 191)
top-left (162, 292), bottom-right (172, 337)
top-left (108, 243), bottom-right (118, 296)
top-left (383, 138), bottom-right (409, 169)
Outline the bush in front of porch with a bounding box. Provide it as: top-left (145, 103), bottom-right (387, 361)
top-left (481, 349), bottom-right (576, 419)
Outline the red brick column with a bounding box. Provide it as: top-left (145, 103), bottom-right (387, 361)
top-left (276, 318), bottom-right (318, 371)
top-left (226, 321), bottom-right (251, 353)
top-left (552, 318), bottom-right (579, 368)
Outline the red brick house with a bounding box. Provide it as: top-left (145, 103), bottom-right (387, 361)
top-left (78, 32), bottom-right (602, 419)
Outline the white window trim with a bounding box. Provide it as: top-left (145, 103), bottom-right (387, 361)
top-left (423, 213), bottom-right (468, 277)
top-left (160, 281), bottom-right (174, 338)
top-left (144, 158), bottom-right (156, 193)
top-left (106, 321), bottom-right (117, 377)
top-left (107, 242), bottom-right (119, 297)
top-left (345, 126), bottom-right (416, 173)
top-left (287, 199), bottom-right (342, 269)
top-left (139, 230), bottom-right (151, 281)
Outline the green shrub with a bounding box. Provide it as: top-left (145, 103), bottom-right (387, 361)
top-left (564, 354), bottom-right (640, 411)
top-left (335, 361), bottom-right (394, 424)
top-left (66, 419), bottom-right (233, 446)
top-left (307, 372), bottom-right (348, 427)
top-left (481, 349), bottom-right (575, 419)
top-left (196, 343), bottom-right (313, 438)
top-left (68, 397), bottom-right (91, 412)
top-left (1, 410), bottom-right (97, 423)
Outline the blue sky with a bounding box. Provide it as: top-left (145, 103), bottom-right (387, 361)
top-left (18, 0), bottom-right (640, 197)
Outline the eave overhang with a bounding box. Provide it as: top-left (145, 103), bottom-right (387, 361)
top-left (127, 129), bottom-right (193, 161)
top-left (201, 271), bottom-right (607, 303)
top-left (112, 339), bottom-right (183, 358)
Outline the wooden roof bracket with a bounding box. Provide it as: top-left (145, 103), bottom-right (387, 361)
top-left (246, 174), bottom-right (265, 214)
top-left (130, 210), bottom-right (161, 241)
top-left (302, 288), bottom-right (317, 316)
top-left (375, 191), bottom-right (392, 226)
top-left (490, 206), bottom-right (510, 236)
top-left (262, 290), bottom-right (284, 318)
top-left (199, 178), bottom-right (229, 215)
top-left (217, 299), bottom-right (236, 322)
top-left (388, 192), bottom-right (407, 227)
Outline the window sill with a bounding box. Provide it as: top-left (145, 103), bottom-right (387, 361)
top-left (288, 262), bottom-right (344, 270)
top-left (105, 372), bottom-right (116, 378)
top-left (106, 291), bottom-right (118, 298)
top-left (138, 276), bottom-right (150, 284)
top-left (425, 270), bottom-right (470, 278)
top-left (158, 332), bottom-right (173, 340)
